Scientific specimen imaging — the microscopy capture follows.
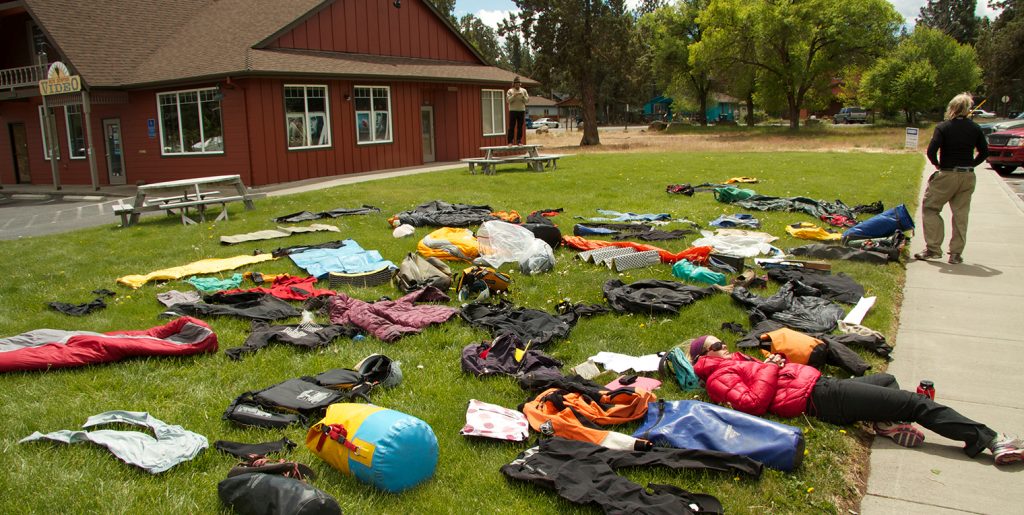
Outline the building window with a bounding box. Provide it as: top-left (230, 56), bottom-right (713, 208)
top-left (285, 85), bottom-right (331, 149)
top-left (482, 89), bottom-right (505, 136)
top-left (354, 86), bottom-right (392, 144)
top-left (38, 106), bottom-right (59, 160)
top-left (157, 87), bottom-right (224, 155)
top-left (64, 104), bottom-right (86, 159)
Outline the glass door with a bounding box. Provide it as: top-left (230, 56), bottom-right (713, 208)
top-left (103, 119), bottom-right (126, 185)
top-left (420, 106), bottom-right (435, 163)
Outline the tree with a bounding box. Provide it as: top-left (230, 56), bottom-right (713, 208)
top-left (977, 2), bottom-right (1024, 113)
top-left (497, 14), bottom-right (533, 75)
top-left (861, 26), bottom-right (980, 124)
top-left (458, 14), bottom-right (502, 64)
top-left (917, 0), bottom-right (980, 44)
top-left (695, 0), bottom-right (901, 129)
top-left (426, 0), bottom-right (457, 24)
top-left (641, 1), bottom-right (714, 126)
top-left (514, 0), bottom-right (638, 145)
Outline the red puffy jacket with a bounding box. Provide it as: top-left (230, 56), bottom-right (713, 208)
top-left (693, 352), bottom-right (821, 418)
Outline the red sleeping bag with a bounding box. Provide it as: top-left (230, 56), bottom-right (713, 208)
top-left (0, 317), bottom-right (218, 372)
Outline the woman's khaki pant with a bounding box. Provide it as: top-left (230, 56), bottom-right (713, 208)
top-left (921, 170), bottom-right (977, 255)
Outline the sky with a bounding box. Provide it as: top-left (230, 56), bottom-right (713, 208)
top-left (453, 0), bottom-right (1001, 30)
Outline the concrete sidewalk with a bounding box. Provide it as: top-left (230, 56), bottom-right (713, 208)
top-left (862, 164), bottom-right (1024, 514)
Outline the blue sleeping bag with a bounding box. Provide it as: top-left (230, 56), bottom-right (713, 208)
top-left (842, 204), bottom-right (914, 242)
top-left (633, 400), bottom-right (805, 472)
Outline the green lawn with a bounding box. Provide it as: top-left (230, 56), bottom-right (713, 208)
top-left (0, 151), bottom-right (923, 514)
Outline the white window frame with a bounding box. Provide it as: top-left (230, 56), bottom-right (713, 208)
top-left (64, 104), bottom-right (86, 159)
top-left (354, 85), bottom-right (393, 145)
top-left (482, 89), bottom-right (505, 136)
top-left (38, 105), bottom-right (59, 161)
top-left (155, 87), bottom-right (224, 156)
top-left (284, 84), bottom-right (332, 150)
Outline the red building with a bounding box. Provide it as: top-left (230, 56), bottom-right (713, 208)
top-left (0, 0), bottom-right (530, 188)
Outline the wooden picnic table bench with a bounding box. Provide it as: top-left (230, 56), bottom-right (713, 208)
top-left (115, 174), bottom-right (265, 227)
top-left (462, 145), bottom-right (568, 175)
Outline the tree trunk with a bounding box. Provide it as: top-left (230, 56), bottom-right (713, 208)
top-left (788, 101), bottom-right (800, 130)
top-left (580, 81), bottom-right (601, 146)
top-left (745, 93), bottom-right (755, 127)
top-left (699, 94), bottom-right (709, 127)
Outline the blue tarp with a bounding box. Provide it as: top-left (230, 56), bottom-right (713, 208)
top-left (288, 239), bottom-right (395, 279)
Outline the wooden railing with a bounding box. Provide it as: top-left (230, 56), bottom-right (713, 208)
top-left (0, 63), bottom-right (48, 89)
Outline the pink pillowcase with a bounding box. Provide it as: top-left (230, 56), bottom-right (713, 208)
top-left (460, 399), bottom-right (529, 442)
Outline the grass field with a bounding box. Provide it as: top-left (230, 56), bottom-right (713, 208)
top-left (0, 150), bottom-right (923, 514)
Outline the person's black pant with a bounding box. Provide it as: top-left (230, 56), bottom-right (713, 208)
top-left (809, 374), bottom-right (997, 457)
top-left (508, 110), bottom-right (526, 144)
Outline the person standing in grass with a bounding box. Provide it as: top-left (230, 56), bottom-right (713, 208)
top-left (506, 77), bottom-right (529, 146)
top-left (687, 335), bottom-right (1024, 466)
top-left (917, 92), bottom-right (989, 265)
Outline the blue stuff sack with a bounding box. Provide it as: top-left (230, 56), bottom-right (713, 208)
top-left (842, 204), bottom-right (914, 242)
top-left (659, 347), bottom-right (701, 391)
top-left (633, 400), bottom-right (805, 471)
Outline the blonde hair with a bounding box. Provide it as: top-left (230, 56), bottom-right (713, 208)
top-left (946, 93), bottom-right (974, 120)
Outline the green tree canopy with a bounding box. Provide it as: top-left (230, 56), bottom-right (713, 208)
top-left (641, 0), bottom-right (715, 126)
top-left (426, 0), bottom-right (457, 24)
top-left (977, 1), bottom-right (1024, 111)
top-left (861, 26), bottom-right (980, 124)
top-left (458, 14), bottom-right (502, 64)
top-left (694, 0), bottom-right (901, 129)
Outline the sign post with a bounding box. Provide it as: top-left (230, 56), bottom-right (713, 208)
top-left (38, 61), bottom-right (84, 190)
top-left (905, 127), bottom-right (919, 149)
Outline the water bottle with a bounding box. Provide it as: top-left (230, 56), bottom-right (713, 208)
top-left (916, 380), bottom-right (935, 400)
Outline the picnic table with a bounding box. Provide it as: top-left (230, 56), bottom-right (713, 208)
top-left (461, 144), bottom-right (568, 175)
top-left (114, 174), bottom-right (265, 227)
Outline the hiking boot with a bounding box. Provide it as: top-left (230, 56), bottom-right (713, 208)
top-left (947, 253), bottom-right (963, 264)
top-left (914, 250), bottom-right (942, 261)
top-left (991, 434), bottom-right (1024, 466)
top-left (874, 422), bottom-right (925, 447)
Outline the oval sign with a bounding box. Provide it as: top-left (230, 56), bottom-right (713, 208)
top-left (1002, 95), bottom-right (1010, 103)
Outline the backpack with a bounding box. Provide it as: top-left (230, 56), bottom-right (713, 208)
top-left (660, 346), bottom-right (701, 391)
top-left (456, 266), bottom-right (511, 302)
top-left (393, 252), bottom-right (452, 293)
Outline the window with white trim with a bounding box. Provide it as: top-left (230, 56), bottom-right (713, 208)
top-left (482, 89), bottom-right (505, 136)
top-left (64, 104), bottom-right (86, 159)
top-left (157, 87), bottom-right (223, 155)
top-left (354, 86), bottom-right (392, 144)
top-left (38, 105), bottom-right (59, 160)
top-left (285, 85), bottom-right (331, 149)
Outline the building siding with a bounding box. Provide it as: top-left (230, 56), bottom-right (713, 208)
top-left (268, 0), bottom-right (479, 64)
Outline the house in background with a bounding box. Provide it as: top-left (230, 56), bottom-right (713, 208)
top-left (643, 95), bottom-right (673, 121)
top-left (642, 93), bottom-right (740, 123)
top-left (525, 95), bottom-right (557, 119)
top-left (0, 0), bottom-right (531, 188)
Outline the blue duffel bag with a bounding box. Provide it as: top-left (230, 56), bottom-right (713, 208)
top-left (633, 400), bottom-right (805, 472)
top-left (842, 204), bottom-right (914, 243)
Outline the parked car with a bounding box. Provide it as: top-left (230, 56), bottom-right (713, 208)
top-left (981, 112), bottom-right (1024, 135)
top-left (833, 107), bottom-right (868, 124)
top-left (970, 109), bottom-right (996, 118)
top-left (525, 116), bottom-right (534, 129)
top-left (532, 117), bottom-right (559, 129)
top-left (985, 126), bottom-right (1024, 175)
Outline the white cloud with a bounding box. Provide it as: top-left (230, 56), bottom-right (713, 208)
top-left (476, 9), bottom-right (518, 29)
top-left (889, 0), bottom-right (1001, 26)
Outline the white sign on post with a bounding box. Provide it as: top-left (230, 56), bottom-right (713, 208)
top-left (905, 127), bottom-right (919, 149)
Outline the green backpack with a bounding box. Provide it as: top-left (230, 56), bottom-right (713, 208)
top-left (660, 346), bottom-right (701, 391)
top-left (713, 186), bottom-right (756, 203)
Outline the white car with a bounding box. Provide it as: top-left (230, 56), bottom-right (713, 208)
top-left (970, 109), bottom-right (996, 118)
top-left (533, 117), bottom-right (559, 129)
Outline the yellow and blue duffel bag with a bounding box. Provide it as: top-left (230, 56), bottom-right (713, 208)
top-left (306, 403), bottom-right (438, 493)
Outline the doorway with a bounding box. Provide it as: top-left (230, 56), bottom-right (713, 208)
top-left (103, 119), bottom-right (126, 185)
top-left (420, 106), bottom-right (435, 163)
top-left (8, 123), bottom-right (31, 183)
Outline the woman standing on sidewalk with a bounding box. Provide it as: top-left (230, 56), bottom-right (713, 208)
top-left (918, 92), bottom-right (989, 264)
top-left (687, 335), bottom-right (1023, 466)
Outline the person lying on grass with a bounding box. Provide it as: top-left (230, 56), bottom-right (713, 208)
top-left (687, 335), bottom-right (1023, 466)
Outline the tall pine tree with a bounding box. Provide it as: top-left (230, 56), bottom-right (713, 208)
top-left (917, 0), bottom-right (980, 44)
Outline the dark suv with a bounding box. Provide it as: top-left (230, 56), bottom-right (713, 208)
top-left (833, 107), bottom-right (868, 124)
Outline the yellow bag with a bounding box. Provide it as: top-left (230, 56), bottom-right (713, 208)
top-left (417, 227), bottom-right (479, 261)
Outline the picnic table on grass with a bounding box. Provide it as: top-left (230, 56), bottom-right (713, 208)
top-left (461, 144), bottom-right (569, 175)
top-left (114, 174), bottom-right (265, 227)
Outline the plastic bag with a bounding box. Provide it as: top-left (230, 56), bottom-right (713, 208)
top-left (519, 238), bottom-right (555, 275)
top-left (476, 221), bottom-right (539, 268)
top-left (392, 224), bottom-right (415, 238)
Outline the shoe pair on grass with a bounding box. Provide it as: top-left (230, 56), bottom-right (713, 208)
top-left (873, 422), bottom-right (1024, 466)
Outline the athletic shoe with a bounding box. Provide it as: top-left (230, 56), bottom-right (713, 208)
top-left (947, 253), bottom-right (963, 264)
top-left (914, 250), bottom-right (942, 261)
top-left (991, 434), bottom-right (1024, 466)
top-left (874, 421), bottom-right (925, 447)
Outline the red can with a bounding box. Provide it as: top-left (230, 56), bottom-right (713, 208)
top-left (916, 380), bottom-right (935, 400)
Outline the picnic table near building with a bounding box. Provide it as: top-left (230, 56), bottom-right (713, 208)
top-left (114, 174), bottom-right (265, 227)
top-left (461, 145), bottom-right (568, 175)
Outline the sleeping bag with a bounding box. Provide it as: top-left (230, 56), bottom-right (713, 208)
top-left (634, 400), bottom-right (805, 471)
top-left (0, 317), bottom-right (217, 373)
top-left (417, 227), bottom-right (479, 261)
top-left (842, 204), bottom-right (914, 243)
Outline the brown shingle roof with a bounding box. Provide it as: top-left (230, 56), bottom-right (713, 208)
top-left (527, 96), bottom-right (558, 107)
top-left (24, 0), bottom-right (529, 88)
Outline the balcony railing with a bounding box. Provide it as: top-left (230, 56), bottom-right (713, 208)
top-left (0, 63), bottom-right (48, 90)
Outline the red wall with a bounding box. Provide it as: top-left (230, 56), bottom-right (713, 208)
top-left (1, 77), bottom-right (507, 187)
top-left (268, 0), bottom-right (479, 64)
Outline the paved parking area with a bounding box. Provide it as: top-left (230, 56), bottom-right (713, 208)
top-left (0, 194), bottom-right (124, 240)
